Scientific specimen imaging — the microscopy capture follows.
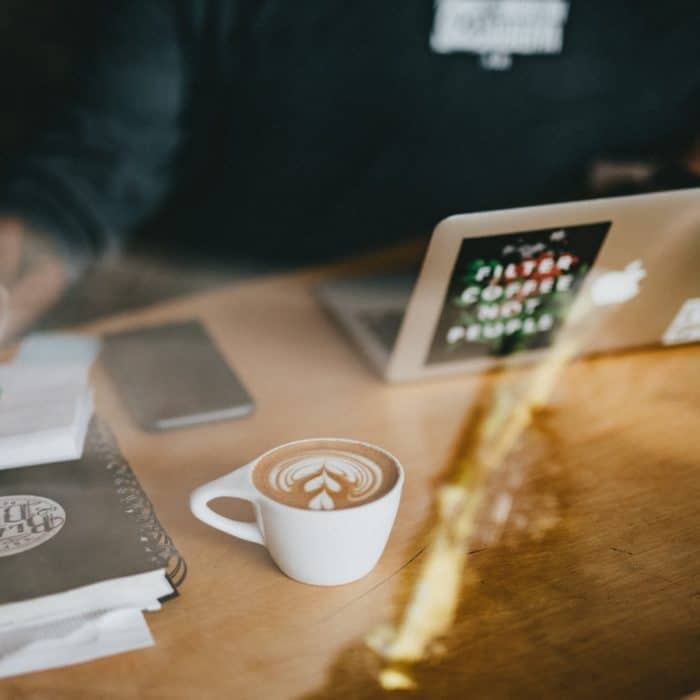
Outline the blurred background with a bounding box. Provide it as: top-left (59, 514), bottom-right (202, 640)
top-left (0, 1), bottom-right (241, 328)
top-left (0, 2), bottom-right (91, 161)
top-left (1, 2), bottom-right (698, 335)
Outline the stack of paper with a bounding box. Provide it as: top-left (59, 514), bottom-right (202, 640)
top-left (0, 334), bottom-right (184, 677)
top-left (0, 334), bottom-right (100, 470)
top-left (0, 609), bottom-right (156, 679)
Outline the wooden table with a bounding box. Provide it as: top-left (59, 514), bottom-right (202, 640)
top-left (4, 264), bottom-right (700, 699)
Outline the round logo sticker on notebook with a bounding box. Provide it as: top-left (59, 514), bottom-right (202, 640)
top-left (0, 495), bottom-right (66, 557)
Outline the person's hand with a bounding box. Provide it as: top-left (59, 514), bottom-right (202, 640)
top-left (0, 217), bottom-right (69, 344)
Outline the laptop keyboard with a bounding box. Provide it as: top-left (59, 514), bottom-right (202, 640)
top-left (355, 309), bottom-right (405, 351)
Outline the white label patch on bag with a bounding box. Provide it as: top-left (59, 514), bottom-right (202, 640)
top-left (431, 0), bottom-right (570, 70)
top-left (662, 298), bottom-right (700, 346)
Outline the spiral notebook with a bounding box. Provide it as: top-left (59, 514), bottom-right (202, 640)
top-left (0, 417), bottom-right (186, 629)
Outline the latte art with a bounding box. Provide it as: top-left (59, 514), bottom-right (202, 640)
top-left (268, 451), bottom-right (383, 511)
top-left (253, 441), bottom-right (399, 511)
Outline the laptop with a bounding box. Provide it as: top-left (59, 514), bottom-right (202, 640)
top-left (317, 189), bottom-right (700, 382)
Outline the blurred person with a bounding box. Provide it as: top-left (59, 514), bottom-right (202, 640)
top-left (1, 1), bottom-right (699, 340)
top-left (0, 218), bottom-right (68, 340)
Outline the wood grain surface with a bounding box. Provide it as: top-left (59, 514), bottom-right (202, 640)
top-left (2, 264), bottom-right (699, 700)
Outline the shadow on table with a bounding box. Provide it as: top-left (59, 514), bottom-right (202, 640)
top-left (37, 253), bottom-right (273, 331)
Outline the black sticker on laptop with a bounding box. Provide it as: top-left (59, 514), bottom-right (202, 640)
top-left (426, 221), bottom-right (610, 364)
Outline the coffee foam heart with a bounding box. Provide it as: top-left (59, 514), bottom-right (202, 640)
top-left (268, 450), bottom-right (383, 510)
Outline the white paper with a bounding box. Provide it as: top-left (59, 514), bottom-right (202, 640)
top-left (0, 569), bottom-right (171, 631)
top-left (13, 333), bottom-right (101, 374)
top-left (0, 608), bottom-right (154, 679)
top-left (0, 387), bottom-right (93, 469)
top-left (0, 365), bottom-right (88, 400)
top-left (0, 334), bottom-right (98, 468)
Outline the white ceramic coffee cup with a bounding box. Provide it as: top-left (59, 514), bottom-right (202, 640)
top-left (189, 438), bottom-right (404, 586)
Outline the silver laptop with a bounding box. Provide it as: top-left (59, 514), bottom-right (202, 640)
top-left (317, 189), bottom-right (700, 382)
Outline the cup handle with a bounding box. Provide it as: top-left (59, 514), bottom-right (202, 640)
top-left (189, 463), bottom-right (265, 545)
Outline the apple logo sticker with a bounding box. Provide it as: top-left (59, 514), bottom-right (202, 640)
top-left (590, 260), bottom-right (646, 307)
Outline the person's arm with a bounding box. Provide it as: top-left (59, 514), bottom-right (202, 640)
top-left (0, 0), bottom-right (190, 341)
top-left (0, 218), bottom-right (68, 342)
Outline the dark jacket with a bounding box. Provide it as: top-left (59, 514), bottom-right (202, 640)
top-left (2, 1), bottom-right (699, 266)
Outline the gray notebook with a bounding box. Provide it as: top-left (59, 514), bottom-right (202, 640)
top-left (0, 417), bottom-right (185, 623)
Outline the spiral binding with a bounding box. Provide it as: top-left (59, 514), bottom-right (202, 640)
top-left (87, 417), bottom-right (187, 589)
